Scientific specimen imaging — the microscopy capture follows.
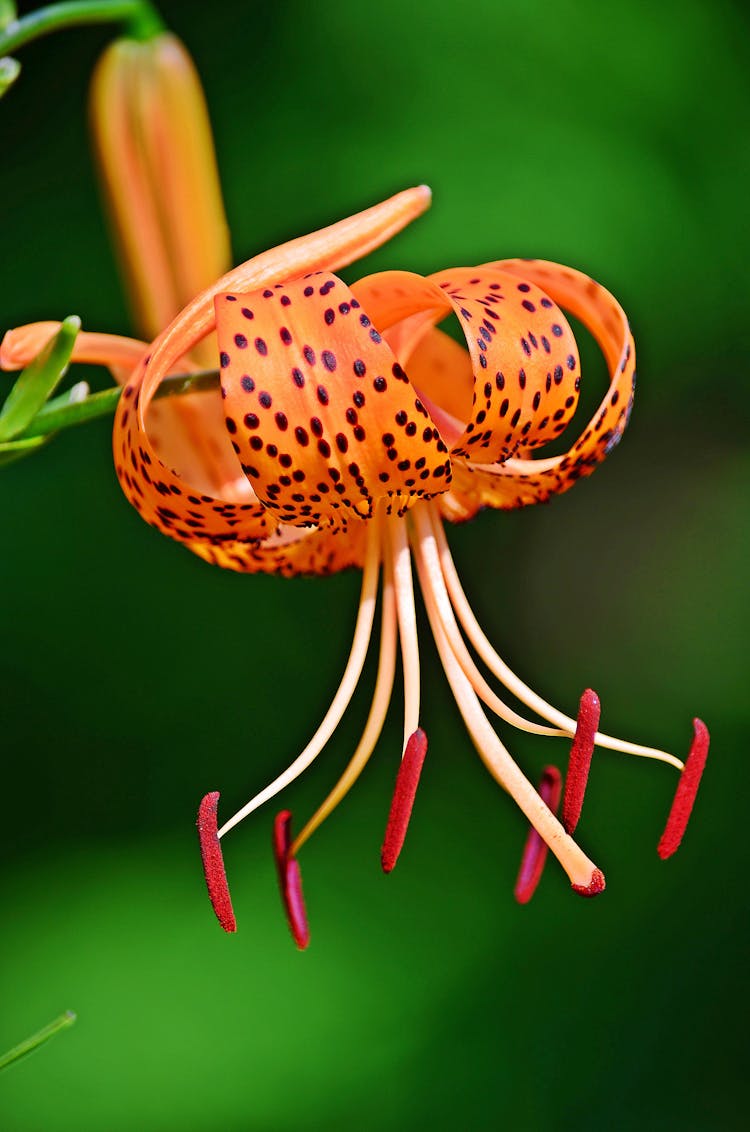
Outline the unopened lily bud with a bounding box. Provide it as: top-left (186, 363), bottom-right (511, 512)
top-left (90, 31), bottom-right (230, 362)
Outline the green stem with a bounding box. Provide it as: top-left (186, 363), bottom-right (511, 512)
top-left (19, 368), bottom-right (220, 439)
top-left (0, 1011), bottom-right (76, 1072)
top-left (0, 0), bottom-right (163, 55)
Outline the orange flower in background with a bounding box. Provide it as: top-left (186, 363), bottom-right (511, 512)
top-left (0, 28), bottom-right (708, 951)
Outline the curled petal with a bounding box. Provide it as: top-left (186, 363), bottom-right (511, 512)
top-left (197, 792), bottom-right (236, 933)
top-left (354, 267), bottom-right (581, 465)
top-left (190, 514), bottom-right (367, 577)
top-left (216, 274), bottom-right (452, 526)
top-left (273, 811), bottom-right (310, 950)
top-left (514, 766), bottom-right (562, 904)
top-left (459, 259), bottom-right (636, 509)
top-left (427, 267), bottom-right (581, 464)
top-left (113, 189), bottom-right (432, 562)
top-left (0, 322), bottom-right (145, 380)
top-left (381, 729), bottom-right (428, 873)
top-left (657, 719), bottom-right (709, 859)
top-left (562, 689), bottom-right (601, 835)
top-left (114, 354), bottom-right (274, 554)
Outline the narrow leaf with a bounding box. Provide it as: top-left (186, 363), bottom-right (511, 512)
top-left (0, 315), bottom-right (80, 440)
top-left (0, 1011), bottom-right (76, 1072)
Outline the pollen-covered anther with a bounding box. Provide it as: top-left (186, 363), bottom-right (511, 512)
top-left (273, 811), bottom-right (310, 950)
top-left (514, 766), bottom-right (562, 904)
top-left (196, 792), bottom-right (236, 933)
top-left (562, 689), bottom-right (601, 834)
top-left (381, 728), bottom-right (428, 873)
top-left (657, 718), bottom-right (710, 860)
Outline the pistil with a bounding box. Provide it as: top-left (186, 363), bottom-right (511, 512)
top-left (422, 560), bottom-right (604, 892)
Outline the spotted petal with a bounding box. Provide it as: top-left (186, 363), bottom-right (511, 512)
top-left (453, 259), bottom-right (636, 509)
top-left (426, 266), bottom-right (581, 464)
top-left (216, 273), bottom-right (452, 527)
top-left (353, 267), bottom-right (581, 465)
top-left (190, 517), bottom-right (367, 576)
top-left (114, 353), bottom-right (274, 551)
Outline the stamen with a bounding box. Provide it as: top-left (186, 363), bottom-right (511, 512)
top-left (291, 550), bottom-right (398, 855)
top-left (425, 590), bottom-right (604, 892)
top-left (657, 719), bottom-right (710, 859)
top-left (381, 729), bottom-right (428, 873)
top-left (217, 516), bottom-right (381, 839)
top-left (430, 511), bottom-right (685, 772)
top-left (273, 811), bottom-right (310, 950)
top-left (196, 792), bottom-right (236, 933)
top-left (389, 515), bottom-right (421, 746)
top-left (411, 505), bottom-right (564, 738)
top-left (562, 689), bottom-right (601, 834)
top-left (514, 766), bottom-right (562, 904)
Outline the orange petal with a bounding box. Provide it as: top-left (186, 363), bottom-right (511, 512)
top-left (137, 186), bottom-right (432, 405)
top-left (189, 515), bottom-right (367, 576)
top-left (114, 189), bottom-right (431, 563)
top-left (457, 259), bottom-right (636, 509)
top-left (113, 353), bottom-right (274, 552)
top-left (426, 266), bottom-right (581, 464)
top-left (215, 274), bottom-right (452, 526)
top-left (351, 270), bottom-right (471, 439)
top-left (1, 322), bottom-right (146, 384)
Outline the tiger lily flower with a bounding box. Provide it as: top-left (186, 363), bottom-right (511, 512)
top-left (0, 31), bottom-right (708, 953)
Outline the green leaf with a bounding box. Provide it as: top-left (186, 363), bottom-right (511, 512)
top-left (0, 315), bottom-right (80, 441)
top-left (0, 1010), bottom-right (76, 1071)
top-left (0, 434), bottom-right (50, 467)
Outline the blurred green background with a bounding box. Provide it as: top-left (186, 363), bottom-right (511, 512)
top-left (1, 0), bottom-right (748, 1128)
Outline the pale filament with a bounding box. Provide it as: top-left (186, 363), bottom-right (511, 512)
top-left (410, 504), bottom-right (564, 738)
top-left (429, 508), bottom-right (685, 772)
top-left (217, 514), bottom-right (382, 840)
top-left (291, 548), bottom-right (398, 856)
top-left (424, 565), bottom-right (601, 890)
top-left (388, 512), bottom-right (421, 751)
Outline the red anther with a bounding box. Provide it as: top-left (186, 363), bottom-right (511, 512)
top-left (657, 718), bottom-right (710, 860)
top-left (514, 766), bottom-right (562, 904)
top-left (571, 868), bottom-right (606, 897)
top-left (381, 728), bottom-right (428, 873)
top-left (272, 811), bottom-right (310, 950)
top-left (562, 688), bottom-right (600, 835)
top-left (196, 792), bottom-right (236, 933)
